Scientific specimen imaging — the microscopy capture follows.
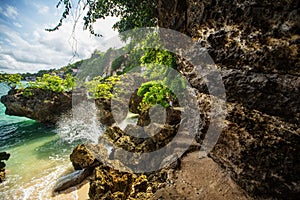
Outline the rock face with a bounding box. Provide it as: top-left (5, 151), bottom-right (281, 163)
top-left (210, 101), bottom-right (300, 199)
top-left (158, 0), bottom-right (299, 75)
top-left (0, 152), bottom-right (10, 183)
top-left (157, 0), bottom-right (300, 199)
top-left (0, 89), bottom-right (72, 125)
top-left (179, 66), bottom-right (300, 124)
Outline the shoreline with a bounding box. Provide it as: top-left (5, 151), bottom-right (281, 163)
top-left (54, 180), bottom-right (90, 200)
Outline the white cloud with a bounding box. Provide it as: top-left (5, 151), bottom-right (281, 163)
top-left (13, 22), bottom-right (22, 28)
top-left (39, 6), bottom-right (49, 15)
top-left (0, 15), bottom-right (119, 73)
top-left (0, 5), bottom-right (18, 19)
top-left (33, 3), bottom-right (49, 15)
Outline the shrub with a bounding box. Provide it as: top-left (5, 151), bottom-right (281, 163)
top-left (85, 75), bottom-right (120, 99)
top-left (137, 80), bottom-right (175, 111)
top-left (24, 74), bottom-right (75, 96)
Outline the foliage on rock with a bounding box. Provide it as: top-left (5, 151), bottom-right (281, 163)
top-left (23, 74), bottom-right (75, 96)
top-left (0, 73), bottom-right (23, 89)
top-left (137, 81), bottom-right (174, 110)
top-left (85, 75), bottom-right (121, 99)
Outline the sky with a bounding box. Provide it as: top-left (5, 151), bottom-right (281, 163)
top-left (0, 0), bottom-right (119, 73)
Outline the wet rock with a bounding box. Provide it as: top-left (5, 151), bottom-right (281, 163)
top-left (0, 162), bottom-right (5, 169)
top-left (70, 144), bottom-right (107, 170)
top-left (0, 152), bottom-right (10, 183)
top-left (54, 168), bottom-right (93, 192)
top-left (0, 89), bottom-right (72, 125)
top-left (0, 152), bottom-right (10, 161)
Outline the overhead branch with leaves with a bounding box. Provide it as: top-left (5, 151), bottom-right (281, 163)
top-left (46, 0), bottom-right (158, 35)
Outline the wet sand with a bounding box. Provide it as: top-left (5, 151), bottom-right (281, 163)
top-left (53, 180), bottom-right (90, 200)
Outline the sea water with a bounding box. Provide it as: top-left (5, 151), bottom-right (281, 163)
top-left (0, 83), bottom-right (93, 200)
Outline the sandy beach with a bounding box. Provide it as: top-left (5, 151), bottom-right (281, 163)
top-left (53, 180), bottom-right (90, 200)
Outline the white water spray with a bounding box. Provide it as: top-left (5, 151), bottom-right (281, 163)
top-left (57, 101), bottom-right (105, 144)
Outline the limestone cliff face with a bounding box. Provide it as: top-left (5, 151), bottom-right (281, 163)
top-left (158, 0), bottom-right (300, 120)
top-left (157, 0), bottom-right (300, 198)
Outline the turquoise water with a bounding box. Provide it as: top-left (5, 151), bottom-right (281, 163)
top-left (0, 83), bottom-right (81, 199)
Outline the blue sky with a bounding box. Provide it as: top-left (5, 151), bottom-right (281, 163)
top-left (0, 0), bottom-right (118, 73)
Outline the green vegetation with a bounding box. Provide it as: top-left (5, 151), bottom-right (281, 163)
top-left (22, 74), bottom-right (75, 96)
top-left (141, 50), bottom-right (177, 69)
top-left (137, 81), bottom-right (175, 110)
top-left (85, 75), bottom-right (120, 99)
top-left (29, 74), bottom-right (75, 92)
top-left (111, 55), bottom-right (125, 71)
top-left (0, 73), bottom-right (23, 89)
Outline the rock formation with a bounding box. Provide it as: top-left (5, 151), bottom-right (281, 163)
top-left (0, 88), bottom-right (72, 125)
top-left (0, 152), bottom-right (10, 183)
top-left (157, 0), bottom-right (300, 199)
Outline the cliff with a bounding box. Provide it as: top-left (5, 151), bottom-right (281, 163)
top-left (157, 0), bottom-right (300, 199)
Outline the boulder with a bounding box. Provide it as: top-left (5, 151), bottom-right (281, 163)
top-left (0, 152), bottom-right (10, 161)
top-left (70, 144), bottom-right (107, 170)
top-left (54, 168), bottom-right (93, 192)
top-left (0, 152), bottom-right (10, 183)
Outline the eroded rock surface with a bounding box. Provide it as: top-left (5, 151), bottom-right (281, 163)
top-left (89, 165), bottom-right (167, 200)
top-left (157, 0), bottom-right (300, 199)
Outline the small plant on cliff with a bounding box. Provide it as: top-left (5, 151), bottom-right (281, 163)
top-left (23, 74), bottom-right (75, 96)
top-left (85, 75), bottom-right (120, 99)
top-left (0, 73), bottom-right (23, 89)
top-left (137, 80), bottom-right (175, 111)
